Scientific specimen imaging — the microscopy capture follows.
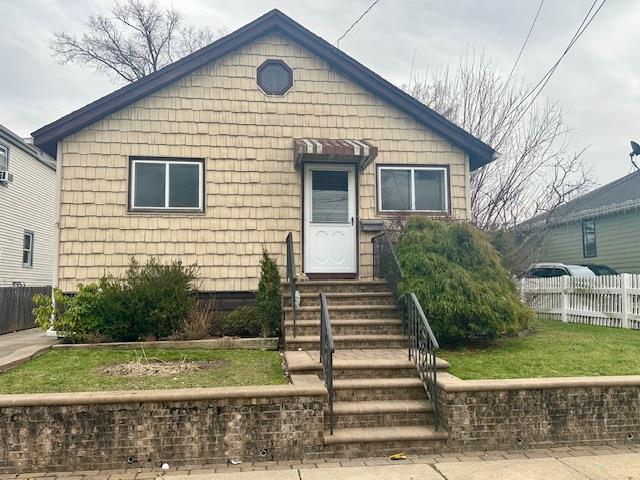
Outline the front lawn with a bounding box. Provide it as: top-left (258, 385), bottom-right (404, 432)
top-left (0, 348), bottom-right (287, 394)
top-left (439, 318), bottom-right (640, 379)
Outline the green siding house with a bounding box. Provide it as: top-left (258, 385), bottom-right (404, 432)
top-left (521, 170), bottom-right (640, 274)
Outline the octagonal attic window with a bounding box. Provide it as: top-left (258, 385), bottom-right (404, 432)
top-left (257, 60), bottom-right (293, 95)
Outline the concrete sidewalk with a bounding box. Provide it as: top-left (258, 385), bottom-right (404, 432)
top-left (8, 446), bottom-right (639, 480)
top-left (163, 453), bottom-right (640, 479)
top-left (0, 328), bottom-right (57, 371)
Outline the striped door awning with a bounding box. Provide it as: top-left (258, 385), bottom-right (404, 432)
top-left (293, 139), bottom-right (378, 169)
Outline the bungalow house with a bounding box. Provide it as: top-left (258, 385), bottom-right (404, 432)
top-left (32, 9), bottom-right (495, 298)
top-left (522, 170), bottom-right (640, 274)
top-left (0, 124), bottom-right (56, 286)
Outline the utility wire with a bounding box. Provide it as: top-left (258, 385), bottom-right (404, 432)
top-left (336, 0), bottom-right (382, 49)
top-left (496, 0), bottom-right (607, 146)
top-left (503, 0), bottom-right (545, 90)
top-left (513, 0), bottom-right (606, 118)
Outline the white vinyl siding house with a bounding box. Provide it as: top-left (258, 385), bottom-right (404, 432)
top-left (0, 125), bottom-right (56, 286)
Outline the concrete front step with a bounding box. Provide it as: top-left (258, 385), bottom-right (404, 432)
top-left (331, 400), bottom-right (433, 429)
top-left (285, 350), bottom-right (420, 379)
top-left (323, 425), bottom-right (447, 446)
top-left (285, 318), bottom-right (404, 337)
top-left (284, 291), bottom-right (395, 307)
top-left (287, 334), bottom-right (407, 351)
top-left (284, 304), bottom-right (400, 321)
top-left (284, 280), bottom-right (390, 294)
top-left (285, 349), bottom-right (450, 379)
top-left (333, 377), bottom-right (426, 401)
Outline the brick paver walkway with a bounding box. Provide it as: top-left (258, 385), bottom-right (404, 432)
top-left (4, 445), bottom-right (638, 480)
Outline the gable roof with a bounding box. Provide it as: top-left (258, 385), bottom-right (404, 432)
top-left (0, 124), bottom-right (56, 171)
top-left (521, 169), bottom-right (640, 230)
top-left (32, 9), bottom-right (495, 170)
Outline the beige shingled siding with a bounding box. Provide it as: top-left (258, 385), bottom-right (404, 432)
top-left (58, 33), bottom-right (469, 292)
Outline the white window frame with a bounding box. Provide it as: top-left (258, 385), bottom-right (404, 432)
top-left (377, 166), bottom-right (449, 213)
top-left (22, 231), bottom-right (34, 268)
top-left (130, 158), bottom-right (204, 211)
top-left (0, 143), bottom-right (8, 171)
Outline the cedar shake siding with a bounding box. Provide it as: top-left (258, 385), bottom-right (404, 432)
top-left (55, 33), bottom-right (473, 293)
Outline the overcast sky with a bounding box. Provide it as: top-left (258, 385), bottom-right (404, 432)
top-left (1, 0), bottom-right (637, 185)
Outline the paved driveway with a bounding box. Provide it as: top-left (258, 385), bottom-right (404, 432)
top-left (0, 328), bottom-right (57, 371)
top-left (0, 328), bottom-right (56, 358)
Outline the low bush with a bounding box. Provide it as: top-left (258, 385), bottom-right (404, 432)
top-left (256, 250), bottom-right (282, 337)
top-left (395, 217), bottom-right (532, 344)
top-left (220, 306), bottom-right (261, 337)
top-left (34, 258), bottom-right (199, 343)
top-left (170, 300), bottom-right (219, 340)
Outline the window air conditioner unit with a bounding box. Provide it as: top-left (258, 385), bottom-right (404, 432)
top-left (0, 171), bottom-right (12, 183)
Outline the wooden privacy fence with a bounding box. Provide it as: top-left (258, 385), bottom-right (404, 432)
top-left (520, 274), bottom-right (640, 329)
top-left (0, 286), bottom-right (51, 335)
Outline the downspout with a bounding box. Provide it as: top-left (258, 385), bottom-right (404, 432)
top-left (47, 141), bottom-right (62, 337)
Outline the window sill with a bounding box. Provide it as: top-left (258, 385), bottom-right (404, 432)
top-left (376, 210), bottom-right (451, 217)
top-left (127, 208), bottom-right (205, 215)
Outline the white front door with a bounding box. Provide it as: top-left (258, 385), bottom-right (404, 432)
top-left (304, 163), bottom-right (357, 274)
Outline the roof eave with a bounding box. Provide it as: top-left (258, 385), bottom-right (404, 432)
top-left (32, 9), bottom-right (495, 168)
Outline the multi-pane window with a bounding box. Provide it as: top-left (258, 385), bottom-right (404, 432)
top-left (130, 158), bottom-right (204, 211)
top-left (378, 166), bottom-right (448, 212)
top-left (582, 219), bottom-right (597, 258)
top-left (22, 231), bottom-right (34, 267)
top-left (0, 143), bottom-right (8, 171)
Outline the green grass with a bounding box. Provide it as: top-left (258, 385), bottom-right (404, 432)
top-left (439, 318), bottom-right (640, 380)
top-left (0, 348), bottom-right (287, 394)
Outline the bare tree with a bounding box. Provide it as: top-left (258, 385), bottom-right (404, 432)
top-left (407, 52), bottom-right (594, 232)
top-left (51, 0), bottom-right (225, 83)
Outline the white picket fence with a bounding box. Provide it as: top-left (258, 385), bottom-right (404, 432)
top-left (519, 274), bottom-right (640, 329)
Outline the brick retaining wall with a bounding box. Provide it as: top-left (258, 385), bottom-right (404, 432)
top-left (436, 373), bottom-right (640, 451)
top-left (0, 378), bottom-right (325, 473)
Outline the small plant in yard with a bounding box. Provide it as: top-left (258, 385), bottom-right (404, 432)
top-left (396, 216), bottom-right (532, 344)
top-left (34, 257), bottom-right (199, 343)
top-left (220, 306), bottom-right (261, 337)
top-left (170, 300), bottom-right (219, 340)
top-left (256, 249), bottom-right (282, 337)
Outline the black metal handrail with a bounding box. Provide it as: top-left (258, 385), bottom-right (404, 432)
top-left (319, 292), bottom-right (335, 435)
top-left (286, 232), bottom-right (297, 337)
top-left (372, 232), bottom-right (440, 429)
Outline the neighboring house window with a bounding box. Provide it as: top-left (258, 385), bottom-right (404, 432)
top-left (0, 143), bottom-right (8, 171)
top-left (257, 59), bottom-right (293, 95)
top-left (377, 166), bottom-right (448, 213)
top-left (582, 219), bottom-right (597, 258)
top-left (130, 158), bottom-right (204, 211)
top-left (22, 231), bottom-right (34, 268)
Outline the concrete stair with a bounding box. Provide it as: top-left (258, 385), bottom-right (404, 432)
top-left (286, 318), bottom-right (404, 337)
top-left (284, 280), bottom-right (390, 294)
top-left (283, 279), bottom-right (448, 457)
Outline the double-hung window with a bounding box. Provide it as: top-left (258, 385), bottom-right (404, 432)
top-left (130, 158), bottom-right (204, 211)
top-left (378, 166), bottom-right (449, 213)
top-left (22, 231), bottom-right (34, 268)
top-left (0, 143), bottom-right (8, 171)
top-left (582, 219), bottom-right (597, 258)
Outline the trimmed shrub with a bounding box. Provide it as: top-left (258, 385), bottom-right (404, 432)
top-left (256, 250), bottom-right (282, 337)
top-left (220, 306), bottom-right (261, 337)
top-left (395, 217), bottom-right (532, 344)
top-left (33, 258), bottom-right (199, 342)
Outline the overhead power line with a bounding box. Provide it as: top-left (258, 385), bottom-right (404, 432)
top-left (514, 0), bottom-right (607, 119)
top-left (504, 0), bottom-right (545, 90)
top-left (497, 0), bottom-right (607, 147)
top-left (336, 0), bottom-right (382, 49)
